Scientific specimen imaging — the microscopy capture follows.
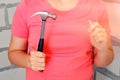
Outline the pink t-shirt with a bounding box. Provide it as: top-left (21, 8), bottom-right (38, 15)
top-left (11, 0), bottom-right (110, 80)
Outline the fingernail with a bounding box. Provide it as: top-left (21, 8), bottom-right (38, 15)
top-left (88, 20), bottom-right (92, 25)
top-left (88, 20), bottom-right (92, 32)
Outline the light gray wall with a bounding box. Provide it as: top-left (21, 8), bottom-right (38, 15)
top-left (0, 0), bottom-right (25, 80)
top-left (0, 0), bottom-right (120, 80)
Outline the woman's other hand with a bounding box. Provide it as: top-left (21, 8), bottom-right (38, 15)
top-left (88, 21), bottom-right (114, 67)
top-left (89, 21), bottom-right (108, 51)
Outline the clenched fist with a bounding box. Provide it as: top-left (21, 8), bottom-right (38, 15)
top-left (28, 51), bottom-right (46, 71)
top-left (89, 21), bottom-right (108, 51)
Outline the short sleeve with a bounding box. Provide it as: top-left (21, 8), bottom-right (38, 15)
top-left (11, 0), bottom-right (28, 38)
top-left (98, 1), bottom-right (111, 36)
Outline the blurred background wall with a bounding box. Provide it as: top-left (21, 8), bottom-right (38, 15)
top-left (0, 0), bottom-right (120, 80)
top-left (0, 0), bottom-right (25, 80)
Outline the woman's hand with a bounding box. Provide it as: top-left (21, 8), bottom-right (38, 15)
top-left (89, 21), bottom-right (108, 51)
top-left (89, 21), bottom-right (114, 67)
top-left (28, 51), bottom-right (46, 71)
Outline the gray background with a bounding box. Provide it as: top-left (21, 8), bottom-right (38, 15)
top-left (0, 0), bottom-right (120, 80)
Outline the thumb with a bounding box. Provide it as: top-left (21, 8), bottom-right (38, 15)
top-left (88, 20), bottom-right (100, 32)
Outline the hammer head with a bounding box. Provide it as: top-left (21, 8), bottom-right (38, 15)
top-left (31, 11), bottom-right (56, 21)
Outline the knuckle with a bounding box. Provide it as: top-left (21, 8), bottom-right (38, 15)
top-left (36, 52), bottom-right (43, 57)
top-left (40, 53), bottom-right (44, 57)
top-left (37, 52), bottom-right (46, 57)
top-left (40, 67), bottom-right (45, 70)
top-left (32, 66), bottom-right (41, 71)
top-left (40, 62), bottom-right (45, 67)
top-left (43, 53), bottom-right (46, 57)
top-left (40, 58), bottom-right (45, 62)
top-left (43, 63), bottom-right (46, 66)
top-left (41, 53), bottom-right (46, 57)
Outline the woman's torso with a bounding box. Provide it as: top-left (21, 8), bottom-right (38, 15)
top-left (23, 0), bottom-right (104, 80)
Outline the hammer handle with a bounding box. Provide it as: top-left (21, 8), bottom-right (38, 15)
top-left (37, 20), bottom-right (45, 52)
top-left (37, 38), bottom-right (44, 52)
top-left (37, 38), bottom-right (44, 72)
top-left (37, 20), bottom-right (46, 72)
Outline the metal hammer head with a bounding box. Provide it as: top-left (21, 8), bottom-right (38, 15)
top-left (31, 11), bottom-right (56, 21)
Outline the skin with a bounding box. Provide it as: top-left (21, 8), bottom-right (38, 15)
top-left (8, 0), bottom-right (114, 71)
top-left (47, 0), bottom-right (79, 11)
top-left (89, 21), bottom-right (114, 67)
top-left (8, 35), bottom-right (45, 71)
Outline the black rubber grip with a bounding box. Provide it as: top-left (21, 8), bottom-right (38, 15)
top-left (39, 70), bottom-right (44, 72)
top-left (37, 38), bottom-right (44, 52)
top-left (37, 38), bottom-right (44, 72)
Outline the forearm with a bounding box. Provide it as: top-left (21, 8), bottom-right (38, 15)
top-left (8, 50), bottom-right (30, 68)
top-left (94, 46), bottom-right (114, 67)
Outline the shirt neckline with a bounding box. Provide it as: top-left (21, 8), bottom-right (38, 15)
top-left (44, 0), bottom-right (81, 13)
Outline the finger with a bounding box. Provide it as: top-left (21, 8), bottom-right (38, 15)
top-left (39, 62), bottom-right (45, 67)
top-left (30, 57), bottom-right (45, 63)
top-left (90, 31), bottom-right (106, 43)
top-left (89, 21), bottom-right (100, 32)
top-left (31, 51), bottom-right (46, 58)
top-left (94, 32), bottom-right (107, 42)
top-left (91, 26), bottom-right (106, 38)
top-left (91, 27), bottom-right (103, 37)
top-left (94, 35), bottom-right (105, 43)
top-left (34, 53), bottom-right (46, 58)
top-left (31, 66), bottom-right (45, 71)
top-left (39, 66), bottom-right (45, 71)
top-left (31, 62), bottom-right (45, 67)
top-left (36, 53), bottom-right (45, 58)
top-left (39, 58), bottom-right (45, 62)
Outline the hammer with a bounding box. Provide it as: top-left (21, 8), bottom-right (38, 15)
top-left (31, 11), bottom-right (56, 72)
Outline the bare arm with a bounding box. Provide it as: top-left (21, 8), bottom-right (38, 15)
top-left (89, 22), bottom-right (114, 67)
top-left (93, 38), bottom-right (114, 67)
top-left (8, 35), bottom-right (30, 68)
top-left (8, 35), bottom-right (45, 71)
